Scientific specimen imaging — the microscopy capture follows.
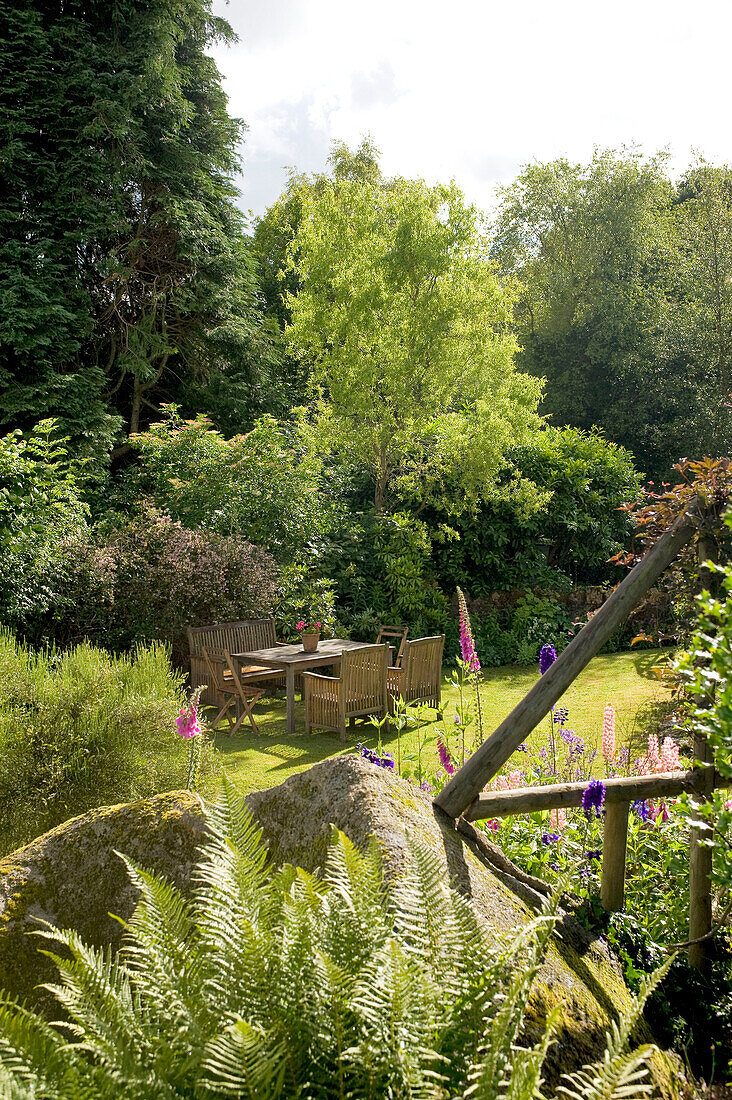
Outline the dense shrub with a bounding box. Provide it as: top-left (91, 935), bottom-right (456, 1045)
top-left (48, 508), bottom-right (277, 667)
top-left (120, 408), bottom-right (332, 565)
top-left (0, 630), bottom-right (210, 854)
top-left (327, 511), bottom-right (449, 639)
top-left (433, 426), bottom-right (641, 595)
top-left (0, 422), bottom-right (88, 632)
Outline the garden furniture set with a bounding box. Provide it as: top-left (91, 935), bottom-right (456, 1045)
top-left (188, 618), bottom-right (444, 740)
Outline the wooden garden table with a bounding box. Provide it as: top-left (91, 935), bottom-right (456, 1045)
top-left (231, 638), bottom-right (374, 735)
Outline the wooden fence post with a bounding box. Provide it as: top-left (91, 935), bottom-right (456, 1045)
top-left (434, 506), bottom-right (699, 820)
top-left (601, 802), bottom-right (630, 912)
top-left (688, 531), bottom-right (717, 971)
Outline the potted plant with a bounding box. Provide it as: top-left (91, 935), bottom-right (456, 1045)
top-left (296, 619), bottom-right (322, 653)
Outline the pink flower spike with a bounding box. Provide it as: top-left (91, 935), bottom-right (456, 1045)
top-left (549, 807), bottom-right (566, 832)
top-left (602, 704), bottom-right (615, 762)
top-left (659, 737), bottom-right (680, 773)
top-left (647, 735), bottom-right (661, 772)
top-left (176, 703), bottom-right (201, 740)
top-left (486, 819), bottom-right (499, 833)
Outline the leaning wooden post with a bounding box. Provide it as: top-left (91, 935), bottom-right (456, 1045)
top-left (601, 802), bottom-right (630, 912)
top-left (688, 529), bottom-right (718, 971)
top-left (434, 506), bottom-right (699, 820)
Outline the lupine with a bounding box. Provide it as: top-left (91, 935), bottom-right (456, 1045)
top-left (659, 736), bottom-right (680, 772)
top-left (602, 705), bottom-right (616, 762)
top-left (493, 775), bottom-right (509, 791)
top-left (508, 769), bottom-right (523, 789)
top-left (582, 778), bottom-right (606, 819)
top-left (549, 807), bottom-right (566, 831)
top-left (647, 735), bottom-right (661, 772)
top-left (539, 643), bottom-right (557, 675)
top-left (541, 832), bottom-right (560, 845)
top-left (485, 819), bottom-right (500, 833)
top-left (456, 587), bottom-right (481, 673)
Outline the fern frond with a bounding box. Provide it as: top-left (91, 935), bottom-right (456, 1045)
top-left (198, 1019), bottom-right (289, 1098)
top-left (556, 957), bottom-right (673, 1100)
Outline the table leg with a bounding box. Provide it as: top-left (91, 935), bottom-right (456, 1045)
top-left (286, 665), bottom-right (296, 735)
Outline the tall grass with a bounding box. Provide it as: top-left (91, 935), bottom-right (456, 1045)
top-left (0, 629), bottom-right (212, 854)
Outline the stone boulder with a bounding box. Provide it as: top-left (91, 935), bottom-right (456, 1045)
top-left (0, 755), bottom-right (681, 1094)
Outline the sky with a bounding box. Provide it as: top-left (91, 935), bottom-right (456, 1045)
top-left (210, 0), bottom-right (732, 224)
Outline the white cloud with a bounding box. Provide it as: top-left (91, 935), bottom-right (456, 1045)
top-left (212, 0), bottom-right (732, 219)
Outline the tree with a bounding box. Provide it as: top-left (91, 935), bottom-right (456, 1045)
top-left (0, 0), bottom-right (271, 467)
top-left (492, 149), bottom-right (680, 477)
top-left (287, 172), bottom-right (542, 512)
top-left (667, 160), bottom-right (732, 459)
top-left (251, 138), bottom-right (384, 413)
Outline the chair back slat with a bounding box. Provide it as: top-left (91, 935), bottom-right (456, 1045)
top-left (398, 635), bottom-right (444, 709)
top-left (341, 644), bottom-right (388, 717)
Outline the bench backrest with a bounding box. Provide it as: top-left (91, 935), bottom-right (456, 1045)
top-left (188, 618), bottom-right (277, 659)
top-left (188, 619), bottom-right (277, 703)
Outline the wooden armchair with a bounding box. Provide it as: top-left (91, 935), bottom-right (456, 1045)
top-left (375, 625), bottom-right (409, 668)
top-left (387, 635), bottom-right (445, 714)
top-left (304, 644), bottom-right (389, 741)
top-left (188, 618), bottom-right (285, 707)
top-left (203, 648), bottom-right (264, 735)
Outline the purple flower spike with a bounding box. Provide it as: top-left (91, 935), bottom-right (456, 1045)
top-left (581, 778), bottom-right (606, 820)
top-left (632, 799), bottom-right (651, 822)
top-left (539, 644), bottom-right (557, 675)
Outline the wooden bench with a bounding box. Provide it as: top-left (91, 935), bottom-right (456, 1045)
top-left (187, 619), bottom-right (285, 708)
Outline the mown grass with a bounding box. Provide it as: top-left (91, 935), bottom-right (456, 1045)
top-left (203, 649), bottom-right (674, 797)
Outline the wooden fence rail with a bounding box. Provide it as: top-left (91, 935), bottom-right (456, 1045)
top-left (463, 770), bottom-right (704, 820)
top-left (432, 497), bottom-right (725, 969)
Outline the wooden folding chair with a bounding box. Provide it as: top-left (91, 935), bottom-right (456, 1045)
top-left (203, 648), bottom-right (265, 735)
top-left (376, 625), bottom-right (409, 668)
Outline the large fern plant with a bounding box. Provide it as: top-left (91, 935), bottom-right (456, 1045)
top-left (0, 778), bottom-right (668, 1099)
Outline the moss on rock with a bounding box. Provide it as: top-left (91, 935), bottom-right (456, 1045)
top-left (0, 790), bottom-right (209, 1010)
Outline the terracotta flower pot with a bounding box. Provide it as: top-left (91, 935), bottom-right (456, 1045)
top-left (302, 632), bottom-right (320, 653)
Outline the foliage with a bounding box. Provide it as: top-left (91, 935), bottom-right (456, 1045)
top-left (668, 160), bottom-right (732, 463)
top-left (614, 457), bottom-right (732, 638)
top-left (493, 148), bottom-right (678, 477)
top-left (0, 629), bottom-right (209, 855)
top-left (274, 564), bottom-right (338, 641)
top-left (48, 508), bottom-right (277, 667)
top-left (676, 517), bottom-right (732, 905)
top-left (0, 0), bottom-right (267, 463)
top-left (0, 778), bottom-right (663, 1099)
top-left (252, 138), bottom-right (385, 411)
top-left (121, 406), bottom-right (331, 564)
top-left (0, 422), bottom-right (88, 631)
top-left (437, 426), bottom-right (641, 594)
top-left (288, 168), bottom-right (542, 512)
top-left (326, 510), bottom-right (449, 639)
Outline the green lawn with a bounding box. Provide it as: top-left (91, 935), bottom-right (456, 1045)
top-left (204, 649), bottom-right (673, 797)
